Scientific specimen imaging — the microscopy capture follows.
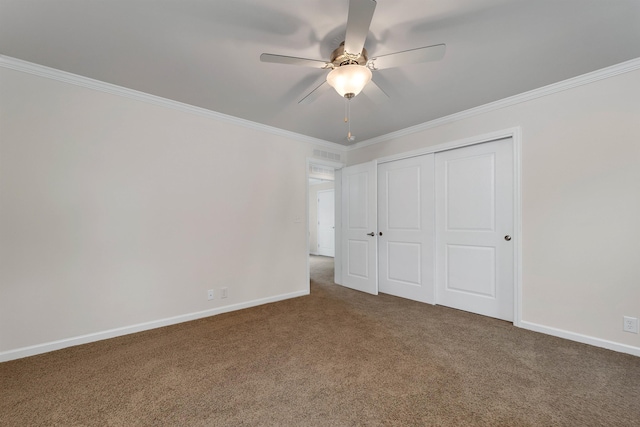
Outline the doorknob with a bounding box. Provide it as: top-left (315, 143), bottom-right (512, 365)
top-left (504, 235), bottom-right (512, 241)
top-left (367, 232), bottom-right (375, 236)
top-left (379, 232), bottom-right (383, 236)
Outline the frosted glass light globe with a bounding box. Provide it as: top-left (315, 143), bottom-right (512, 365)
top-left (326, 64), bottom-right (372, 98)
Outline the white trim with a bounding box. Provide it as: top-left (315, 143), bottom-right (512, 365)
top-left (0, 290), bottom-right (308, 363)
top-left (376, 127), bottom-right (519, 163)
top-left (306, 159), bottom-right (311, 293)
top-left (520, 321), bottom-right (640, 357)
top-left (0, 55), bottom-right (346, 152)
top-left (308, 157), bottom-right (346, 170)
top-left (334, 169), bottom-right (343, 285)
top-left (512, 128), bottom-right (523, 328)
top-left (348, 57), bottom-right (640, 151)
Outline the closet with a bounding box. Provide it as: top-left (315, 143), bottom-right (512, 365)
top-left (341, 137), bottom-right (515, 321)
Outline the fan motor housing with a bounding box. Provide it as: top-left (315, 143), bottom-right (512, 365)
top-left (331, 42), bottom-right (368, 67)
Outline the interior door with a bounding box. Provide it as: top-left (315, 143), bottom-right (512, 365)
top-left (317, 189), bottom-right (335, 257)
top-left (341, 161), bottom-right (378, 295)
top-left (435, 138), bottom-right (514, 321)
top-left (378, 154), bottom-right (435, 303)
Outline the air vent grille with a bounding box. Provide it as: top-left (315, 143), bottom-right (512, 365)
top-left (309, 165), bottom-right (335, 180)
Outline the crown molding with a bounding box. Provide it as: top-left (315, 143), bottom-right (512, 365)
top-left (348, 57), bottom-right (640, 151)
top-left (0, 55), bottom-right (347, 152)
top-left (5, 54), bottom-right (638, 154)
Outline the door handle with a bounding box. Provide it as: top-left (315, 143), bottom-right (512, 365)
top-left (367, 232), bottom-right (375, 236)
top-left (504, 235), bottom-right (512, 241)
top-left (379, 232), bottom-right (383, 236)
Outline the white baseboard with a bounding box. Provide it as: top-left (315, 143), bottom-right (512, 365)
top-left (0, 290), bottom-right (309, 363)
top-left (519, 320), bottom-right (640, 357)
top-left (4, 293), bottom-right (636, 362)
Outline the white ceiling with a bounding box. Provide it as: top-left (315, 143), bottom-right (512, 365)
top-left (1, 0), bottom-right (639, 145)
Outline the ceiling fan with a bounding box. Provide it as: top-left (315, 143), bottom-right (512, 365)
top-left (260, 0), bottom-right (446, 106)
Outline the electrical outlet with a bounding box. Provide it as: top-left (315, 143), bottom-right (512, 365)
top-left (221, 287), bottom-right (228, 299)
top-left (623, 316), bottom-right (638, 333)
top-left (207, 289), bottom-right (214, 301)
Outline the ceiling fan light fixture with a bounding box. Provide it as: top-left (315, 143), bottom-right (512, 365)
top-left (326, 64), bottom-right (372, 98)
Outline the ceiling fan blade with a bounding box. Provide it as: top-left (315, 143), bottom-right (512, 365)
top-left (298, 80), bottom-right (331, 105)
top-left (361, 79), bottom-right (389, 104)
top-left (369, 44), bottom-right (446, 70)
top-left (260, 53), bottom-right (330, 68)
top-left (344, 0), bottom-right (377, 56)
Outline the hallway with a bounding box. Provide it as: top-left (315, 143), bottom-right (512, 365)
top-left (309, 255), bottom-right (334, 287)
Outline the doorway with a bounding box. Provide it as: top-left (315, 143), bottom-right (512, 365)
top-left (308, 161), bottom-right (340, 290)
top-left (309, 255), bottom-right (335, 288)
top-left (308, 166), bottom-right (335, 257)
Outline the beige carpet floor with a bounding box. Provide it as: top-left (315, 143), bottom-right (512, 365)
top-left (1, 255), bottom-right (639, 426)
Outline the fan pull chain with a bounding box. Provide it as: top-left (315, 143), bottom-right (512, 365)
top-left (344, 97), bottom-right (348, 123)
top-left (344, 97), bottom-right (355, 141)
top-left (347, 99), bottom-right (352, 140)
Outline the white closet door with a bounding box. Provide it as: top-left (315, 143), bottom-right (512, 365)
top-left (317, 189), bottom-right (335, 257)
top-left (378, 155), bottom-right (435, 303)
top-left (341, 161), bottom-right (378, 295)
top-left (435, 138), bottom-right (514, 321)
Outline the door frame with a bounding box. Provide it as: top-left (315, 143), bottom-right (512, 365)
top-left (306, 158), bottom-right (345, 294)
top-left (374, 127), bottom-right (522, 326)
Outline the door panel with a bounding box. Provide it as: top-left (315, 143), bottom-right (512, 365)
top-left (341, 161), bottom-right (377, 295)
top-left (347, 240), bottom-right (369, 278)
top-left (387, 167), bottom-right (421, 230)
top-left (446, 154), bottom-right (495, 230)
top-left (317, 189), bottom-right (335, 257)
top-left (447, 245), bottom-right (495, 296)
top-left (387, 242), bottom-right (421, 284)
top-left (378, 155), bottom-right (435, 303)
top-left (435, 138), bottom-right (514, 321)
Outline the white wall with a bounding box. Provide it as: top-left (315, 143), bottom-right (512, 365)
top-left (0, 67), bottom-right (327, 358)
top-left (3, 60), bottom-right (638, 360)
top-left (347, 66), bottom-right (640, 353)
top-left (308, 181), bottom-right (335, 254)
